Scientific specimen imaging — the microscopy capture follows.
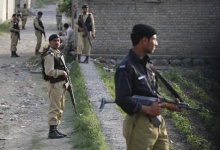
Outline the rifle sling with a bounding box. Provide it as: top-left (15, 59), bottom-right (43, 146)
top-left (150, 67), bottom-right (183, 102)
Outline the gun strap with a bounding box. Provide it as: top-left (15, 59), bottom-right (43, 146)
top-left (150, 66), bottom-right (183, 102)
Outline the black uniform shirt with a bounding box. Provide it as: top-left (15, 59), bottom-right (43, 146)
top-left (115, 49), bottom-right (160, 115)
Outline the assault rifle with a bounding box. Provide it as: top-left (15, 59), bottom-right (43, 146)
top-left (16, 31), bottom-right (20, 44)
top-left (60, 57), bottom-right (77, 114)
top-left (42, 31), bottom-right (46, 41)
top-left (100, 95), bottom-right (202, 127)
top-left (11, 30), bottom-right (20, 44)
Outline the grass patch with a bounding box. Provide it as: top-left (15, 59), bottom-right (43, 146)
top-left (66, 61), bottom-right (109, 150)
top-left (0, 22), bottom-right (9, 35)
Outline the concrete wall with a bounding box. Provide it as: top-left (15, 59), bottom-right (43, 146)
top-left (0, 0), bottom-right (34, 24)
top-left (0, 0), bottom-right (7, 24)
top-left (78, 0), bottom-right (220, 57)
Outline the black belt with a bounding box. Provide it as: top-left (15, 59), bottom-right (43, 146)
top-left (56, 15), bottom-right (62, 17)
top-left (50, 78), bottom-right (65, 84)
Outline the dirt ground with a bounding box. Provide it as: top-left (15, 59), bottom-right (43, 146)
top-left (0, 5), bottom-right (74, 150)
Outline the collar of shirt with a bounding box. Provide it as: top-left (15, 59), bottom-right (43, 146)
top-left (49, 47), bottom-right (60, 54)
top-left (129, 49), bottom-right (151, 66)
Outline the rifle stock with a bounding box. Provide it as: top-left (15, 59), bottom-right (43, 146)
top-left (42, 31), bottom-right (46, 41)
top-left (66, 77), bottom-right (77, 114)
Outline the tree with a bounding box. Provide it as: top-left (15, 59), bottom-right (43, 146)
top-left (58, 0), bottom-right (71, 17)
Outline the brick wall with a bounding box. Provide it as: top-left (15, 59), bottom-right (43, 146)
top-left (78, 0), bottom-right (220, 57)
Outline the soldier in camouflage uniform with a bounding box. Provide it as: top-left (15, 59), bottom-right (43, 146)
top-left (9, 14), bottom-right (20, 57)
top-left (56, 5), bottom-right (62, 31)
top-left (33, 11), bottom-right (45, 55)
top-left (20, 4), bottom-right (29, 29)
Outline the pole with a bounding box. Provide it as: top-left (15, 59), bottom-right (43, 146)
top-left (71, 0), bottom-right (78, 48)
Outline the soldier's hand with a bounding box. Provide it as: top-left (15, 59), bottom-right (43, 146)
top-left (140, 99), bottom-right (164, 117)
top-left (78, 27), bottom-right (83, 31)
top-left (92, 33), bottom-right (95, 39)
top-left (63, 71), bottom-right (68, 79)
top-left (166, 103), bottom-right (182, 112)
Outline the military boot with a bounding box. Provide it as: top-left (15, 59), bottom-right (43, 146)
top-left (77, 54), bottom-right (81, 63)
top-left (35, 49), bottom-right (41, 55)
top-left (82, 56), bottom-right (89, 63)
top-left (55, 126), bottom-right (67, 137)
top-left (48, 125), bottom-right (64, 139)
top-left (11, 52), bottom-right (20, 57)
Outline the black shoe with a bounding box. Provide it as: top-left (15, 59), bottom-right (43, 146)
top-left (82, 56), bottom-right (89, 63)
top-left (56, 130), bottom-right (67, 137)
top-left (11, 52), bottom-right (20, 57)
top-left (35, 50), bottom-right (41, 55)
top-left (82, 60), bottom-right (88, 63)
top-left (48, 130), bottom-right (65, 139)
top-left (77, 55), bottom-right (81, 63)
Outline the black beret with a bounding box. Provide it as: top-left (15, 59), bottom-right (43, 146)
top-left (132, 24), bottom-right (157, 39)
top-left (37, 11), bottom-right (43, 15)
top-left (49, 34), bottom-right (59, 42)
top-left (82, 4), bottom-right (88, 8)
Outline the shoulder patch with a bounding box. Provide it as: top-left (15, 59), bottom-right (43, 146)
top-left (119, 65), bottom-right (126, 69)
top-left (49, 52), bottom-right (54, 56)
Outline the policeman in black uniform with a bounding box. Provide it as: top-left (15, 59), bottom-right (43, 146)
top-left (115, 24), bottom-right (180, 150)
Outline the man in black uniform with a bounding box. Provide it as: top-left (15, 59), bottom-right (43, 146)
top-left (115, 24), bottom-right (180, 150)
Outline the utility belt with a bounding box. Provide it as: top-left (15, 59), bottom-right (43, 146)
top-left (10, 31), bottom-right (17, 33)
top-left (56, 15), bottom-right (62, 17)
top-left (34, 28), bottom-right (43, 32)
top-left (49, 75), bottom-right (66, 83)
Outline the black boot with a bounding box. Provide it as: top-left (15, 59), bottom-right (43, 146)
top-left (78, 54), bottom-right (81, 63)
top-left (11, 52), bottom-right (20, 57)
top-left (22, 26), bottom-right (25, 29)
top-left (82, 56), bottom-right (89, 63)
top-left (48, 125), bottom-right (64, 139)
top-left (55, 127), bottom-right (67, 137)
top-left (35, 49), bottom-right (41, 55)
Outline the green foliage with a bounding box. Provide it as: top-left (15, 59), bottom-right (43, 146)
top-left (69, 62), bottom-right (109, 150)
top-left (36, 0), bottom-right (57, 7)
top-left (0, 22), bottom-right (9, 35)
top-left (160, 68), bottom-right (218, 150)
top-left (57, 0), bottom-right (71, 17)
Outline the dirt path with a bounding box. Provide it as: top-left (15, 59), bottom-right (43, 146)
top-left (0, 5), bottom-right (74, 150)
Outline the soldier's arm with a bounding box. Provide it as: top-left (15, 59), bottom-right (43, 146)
top-left (90, 13), bottom-right (95, 35)
top-left (44, 53), bottom-right (65, 78)
top-left (34, 18), bottom-right (44, 31)
top-left (9, 21), bottom-right (19, 32)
